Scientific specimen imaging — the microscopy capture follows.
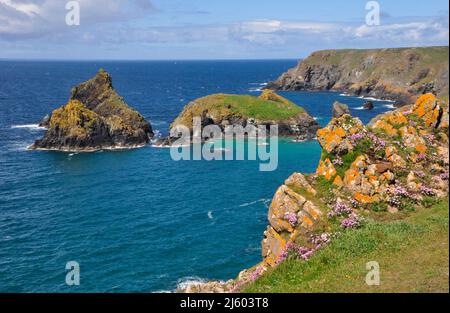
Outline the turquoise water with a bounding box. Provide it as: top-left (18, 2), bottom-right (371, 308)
top-left (0, 60), bottom-right (394, 292)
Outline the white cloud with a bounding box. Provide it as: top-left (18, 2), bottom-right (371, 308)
top-left (228, 16), bottom-right (449, 46)
top-left (1, 0), bottom-right (41, 16)
top-left (0, 0), bottom-right (156, 39)
top-left (0, 0), bottom-right (448, 58)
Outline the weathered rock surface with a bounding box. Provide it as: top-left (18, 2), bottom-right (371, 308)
top-left (30, 69), bottom-right (153, 151)
top-left (266, 47), bottom-right (449, 106)
top-left (315, 94), bottom-right (449, 206)
top-left (332, 101), bottom-right (350, 118)
top-left (262, 174), bottom-right (322, 266)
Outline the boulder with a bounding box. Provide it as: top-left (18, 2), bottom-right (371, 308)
top-left (316, 114), bottom-right (364, 154)
top-left (363, 101), bottom-right (374, 110)
top-left (412, 93), bottom-right (443, 127)
top-left (332, 101), bottom-right (350, 118)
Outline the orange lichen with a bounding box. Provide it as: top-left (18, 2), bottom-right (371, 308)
top-left (372, 120), bottom-right (398, 136)
top-left (415, 144), bottom-right (427, 153)
top-left (333, 175), bottom-right (343, 186)
top-left (317, 127), bottom-right (346, 152)
top-left (344, 168), bottom-right (360, 185)
top-left (385, 112), bottom-right (408, 126)
top-left (354, 192), bottom-right (375, 204)
top-left (302, 215), bottom-right (313, 227)
top-left (316, 158), bottom-right (337, 180)
top-left (413, 93), bottom-right (441, 127)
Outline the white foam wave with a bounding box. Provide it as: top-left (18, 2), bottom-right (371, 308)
top-left (239, 198), bottom-right (266, 207)
top-left (176, 277), bottom-right (208, 291)
top-left (11, 124), bottom-right (46, 131)
top-left (357, 96), bottom-right (395, 102)
top-left (383, 104), bottom-right (396, 109)
top-left (207, 211), bottom-right (213, 219)
top-left (352, 106), bottom-right (365, 110)
top-left (249, 82), bottom-right (268, 86)
top-left (9, 142), bottom-right (33, 151)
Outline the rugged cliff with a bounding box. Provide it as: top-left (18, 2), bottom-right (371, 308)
top-left (180, 93), bottom-right (449, 293)
top-left (31, 69), bottom-right (153, 151)
top-left (267, 47), bottom-right (449, 106)
top-left (157, 90), bottom-right (319, 146)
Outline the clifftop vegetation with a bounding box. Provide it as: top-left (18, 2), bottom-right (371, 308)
top-left (267, 46), bottom-right (449, 105)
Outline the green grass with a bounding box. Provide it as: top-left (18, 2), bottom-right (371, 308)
top-left (243, 198), bottom-right (449, 293)
top-left (171, 93), bottom-right (306, 128)
top-left (302, 46), bottom-right (449, 98)
top-left (224, 94), bottom-right (304, 120)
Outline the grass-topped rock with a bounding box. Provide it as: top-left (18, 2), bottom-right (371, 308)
top-left (169, 90), bottom-right (319, 140)
top-left (31, 69), bottom-right (153, 151)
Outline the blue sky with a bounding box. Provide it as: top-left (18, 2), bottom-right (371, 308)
top-left (0, 0), bottom-right (448, 59)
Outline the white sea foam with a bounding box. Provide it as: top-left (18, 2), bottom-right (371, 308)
top-left (239, 198), bottom-right (266, 207)
top-left (383, 104), bottom-right (396, 109)
top-left (357, 96), bottom-right (395, 102)
top-left (207, 211), bottom-right (213, 219)
top-left (176, 277), bottom-right (208, 291)
top-left (151, 143), bottom-right (191, 148)
top-left (11, 124), bottom-right (46, 131)
top-left (9, 142), bottom-right (33, 151)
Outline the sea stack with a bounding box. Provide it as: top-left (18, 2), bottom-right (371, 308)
top-left (159, 89), bottom-right (319, 144)
top-left (332, 101), bottom-right (350, 118)
top-left (30, 69), bottom-right (153, 151)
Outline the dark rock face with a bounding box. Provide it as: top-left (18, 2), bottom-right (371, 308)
top-left (332, 101), bottom-right (350, 118)
top-left (31, 69), bottom-right (153, 151)
top-left (363, 101), bottom-right (374, 110)
top-left (38, 114), bottom-right (50, 127)
top-left (267, 47), bottom-right (449, 105)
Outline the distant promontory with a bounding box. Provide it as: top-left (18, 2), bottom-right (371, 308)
top-left (266, 46), bottom-right (449, 106)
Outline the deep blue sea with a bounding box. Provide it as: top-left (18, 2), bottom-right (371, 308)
top-left (0, 60), bottom-right (395, 292)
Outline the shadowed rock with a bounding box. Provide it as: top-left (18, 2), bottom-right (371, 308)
top-left (363, 101), bottom-right (374, 110)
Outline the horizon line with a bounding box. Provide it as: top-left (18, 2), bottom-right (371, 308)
top-left (0, 57), bottom-right (302, 62)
